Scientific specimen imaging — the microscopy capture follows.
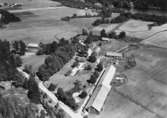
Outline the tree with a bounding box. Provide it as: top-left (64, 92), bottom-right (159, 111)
top-left (119, 31), bottom-right (126, 39)
top-left (100, 29), bottom-right (107, 37)
top-left (84, 64), bottom-right (92, 71)
top-left (27, 74), bottom-right (40, 104)
top-left (48, 83), bottom-right (57, 91)
top-left (56, 109), bottom-right (65, 118)
top-left (96, 63), bottom-right (103, 72)
top-left (87, 52), bottom-right (97, 63)
top-left (19, 40), bottom-right (26, 55)
top-left (82, 28), bottom-right (88, 35)
top-left (23, 64), bottom-right (33, 74)
top-left (109, 31), bottom-right (116, 38)
top-left (79, 91), bottom-right (87, 99)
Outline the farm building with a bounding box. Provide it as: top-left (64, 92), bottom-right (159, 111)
top-left (101, 37), bottom-right (111, 41)
top-left (27, 43), bottom-right (39, 52)
top-left (85, 65), bottom-right (116, 114)
top-left (105, 51), bottom-right (123, 59)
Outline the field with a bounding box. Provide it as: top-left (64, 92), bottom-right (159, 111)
top-left (116, 19), bottom-right (167, 48)
top-left (89, 46), bottom-right (167, 118)
top-left (22, 54), bottom-right (46, 72)
top-left (0, 6), bottom-right (98, 44)
top-left (0, 0), bottom-right (60, 9)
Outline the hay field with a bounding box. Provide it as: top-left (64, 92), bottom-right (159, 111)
top-left (0, 6), bottom-right (98, 43)
top-left (90, 46), bottom-right (167, 118)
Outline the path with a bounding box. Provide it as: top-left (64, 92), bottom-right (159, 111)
top-left (9, 6), bottom-right (66, 13)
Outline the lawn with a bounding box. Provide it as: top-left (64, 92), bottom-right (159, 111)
top-left (22, 54), bottom-right (46, 72)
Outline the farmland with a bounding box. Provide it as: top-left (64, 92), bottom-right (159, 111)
top-left (89, 46), bottom-right (167, 118)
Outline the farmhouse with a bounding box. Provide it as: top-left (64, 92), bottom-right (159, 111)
top-left (27, 43), bottom-right (39, 52)
top-left (85, 65), bottom-right (116, 114)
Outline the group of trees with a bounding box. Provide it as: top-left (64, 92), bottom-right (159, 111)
top-left (0, 9), bottom-right (21, 25)
top-left (87, 70), bottom-right (99, 84)
top-left (87, 52), bottom-right (97, 63)
top-left (0, 93), bottom-right (38, 118)
top-left (56, 88), bottom-right (78, 111)
top-left (93, 11), bottom-right (167, 27)
top-left (12, 40), bottom-right (26, 55)
top-left (37, 39), bottom-right (75, 81)
top-left (0, 40), bottom-right (23, 82)
top-left (26, 74), bottom-right (41, 104)
top-left (87, 63), bottom-right (103, 84)
top-left (84, 32), bottom-right (101, 44)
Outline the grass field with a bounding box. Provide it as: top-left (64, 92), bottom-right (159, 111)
top-left (22, 54), bottom-right (46, 72)
top-left (90, 46), bottom-right (167, 118)
top-left (0, 6), bottom-right (98, 43)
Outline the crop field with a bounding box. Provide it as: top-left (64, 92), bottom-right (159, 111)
top-left (0, 6), bottom-right (98, 43)
top-left (0, 0), bottom-right (60, 9)
top-left (117, 19), bottom-right (167, 48)
top-left (142, 31), bottom-right (167, 48)
top-left (90, 46), bottom-right (167, 118)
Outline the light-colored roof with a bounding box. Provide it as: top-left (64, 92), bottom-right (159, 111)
top-left (86, 65), bottom-right (116, 113)
top-left (91, 85), bottom-right (111, 112)
top-left (102, 37), bottom-right (110, 41)
top-left (106, 51), bottom-right (122, 57)
top-left (102, 65), bottom-right (116, 88)
top-left (27, 43), bottom-right (39, 48)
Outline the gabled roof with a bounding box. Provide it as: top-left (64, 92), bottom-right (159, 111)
top-left (91, 85), bottom-right (111, 112)
top-left (86, 65), bottom-right (116, 113)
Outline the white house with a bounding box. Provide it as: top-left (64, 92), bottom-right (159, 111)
top-left (27, 43), bottom-right (39, 52)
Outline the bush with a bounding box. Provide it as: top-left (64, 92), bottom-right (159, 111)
top-left (96, 63), bottom-right (103, 72)
top-left (71, 61), bottom-right (79, 68)
top-left (87, 52), bottom-right (97, 63)
top-left (100, 29), bottom-right (107, 37)
top-left (84, 64), bottom-right (92, 71)
top-left (48, 83), bottom-right (57, 91)
top-left (79, 91), bottom-right (87, 99)
top-left (118, 31), bottom-right (126, 39)
top-left (87, 71), bottom-right (99, 84)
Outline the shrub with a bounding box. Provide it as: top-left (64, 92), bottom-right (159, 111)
top-left (79, 91), bottom-right (87, 99)
top-left (96, 63), bottom-right (103, 72)
top-left (87, 52), bottom-right (97, 63)
top-left (84, 64), bottom-right (92, 71)
top-left (118, 31), bottom-right (126, 39)
top-left (48, 83), bottom-right (57, 91)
